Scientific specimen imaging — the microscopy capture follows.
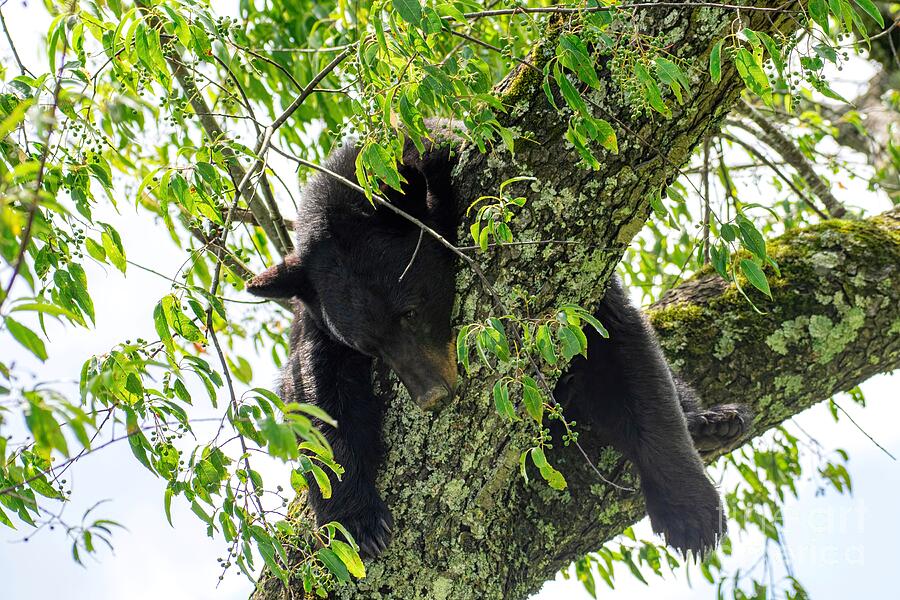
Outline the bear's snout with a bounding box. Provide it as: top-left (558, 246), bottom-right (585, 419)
top-left (416, 384), bottom-right (453, 411)
top-left (386, 340), bottom-right (458, 411)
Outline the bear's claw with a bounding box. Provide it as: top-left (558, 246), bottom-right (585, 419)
top-left (330, 503), bottom-right (394, 559)
top-left (686, 403), bottom-right (751, 454)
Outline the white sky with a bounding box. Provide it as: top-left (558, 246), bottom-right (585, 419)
top-left (0, 2), bottom-right (898, 600)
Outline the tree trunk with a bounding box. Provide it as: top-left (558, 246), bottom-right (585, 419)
top-left (253, 3), bottom-right (900, 599)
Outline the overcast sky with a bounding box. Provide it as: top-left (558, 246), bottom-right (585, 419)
top-left (1, 2), bottom-right (898, 599)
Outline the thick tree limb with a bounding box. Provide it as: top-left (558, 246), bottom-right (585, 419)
top-left (652, 206), bottom-right (900, 431)
top-left (251, 3), bottom-right (897, 599)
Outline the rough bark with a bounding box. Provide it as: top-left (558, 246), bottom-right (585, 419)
top-left (252, 3), bottom-right (899, 599)
top-left (652, 208), bottom-right (900, 431)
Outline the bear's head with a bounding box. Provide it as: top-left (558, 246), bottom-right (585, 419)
top-left (247, 148), bottom-right (458, 410)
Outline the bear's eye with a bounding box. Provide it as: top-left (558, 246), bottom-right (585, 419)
top-left (401, 309), bottom-right (418, 322)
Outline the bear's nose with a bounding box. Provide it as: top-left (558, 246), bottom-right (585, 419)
top-left (416, 383), bottom-right (454, 412)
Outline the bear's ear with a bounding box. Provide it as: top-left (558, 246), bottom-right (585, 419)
top-left (378, 162), bottom-right (430, 221)
top-left (247, 254), bottom-right (305, 299)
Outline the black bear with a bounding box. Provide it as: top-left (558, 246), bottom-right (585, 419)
top-left (248, 126), bottom-right (749, 558)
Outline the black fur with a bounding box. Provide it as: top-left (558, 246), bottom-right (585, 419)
top-left (248, 126), bottom-right (750, 558)
top-left (554, 278), bottom-right (750, 555)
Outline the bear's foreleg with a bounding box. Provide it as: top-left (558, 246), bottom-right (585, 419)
top-left (285, 312), bottom-right (394, 557)
top-left (555, 277), bottom-right (725, 557)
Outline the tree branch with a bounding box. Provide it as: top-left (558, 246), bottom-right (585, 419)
top-left (739, 102), bottom-right (848, 218)
top-left (163, 55), bottom-right (293, 256)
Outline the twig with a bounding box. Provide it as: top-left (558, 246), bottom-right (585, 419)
top-left (739, 101), bottom-right (847, 218)
top-left (832, 399), bottom-right (897, 460)
top-left (398, 228), bottom-right (423, 283)
top-left (462, 2), bottom-right (800, 20)
top-left (701, 136), bottom-right (712, 265)
top-left (0, 38), bottom-right (67, 314)
top-left (248, 43), bottom-right (357, 54)
top-left (205, 309), bottom-right (267, 517)
top-left (0, 6), bottom-right (32, 76)
top-left (719, 131), bottom-right (830, 220)
top-left (456, 239), bottom-right (588, 251)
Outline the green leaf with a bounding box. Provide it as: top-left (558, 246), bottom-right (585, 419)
top-left (530, 447), bottom-right (567, 490)
top-left (154, 300), bottom-right (174, 356)
top-left (161, 294), bottom-right (204, 343)
top-left (654, 57), bottom-right (690, 103)
top-left (0, 98), bottom-right (34, 140)
top-left (360, 143), bottom-right (402, 192)
top-left (125, 409), bottom-right (156, 475)
top-left (250, 527), bottom-right (288, 583)
top-left (219, 512), bottom-right (237, 542)
top-left (740, 259), bottom-right (772, 298)
top-left (757, 32), bottom-right (785, 74)
top-left (5, 317), bottom-right (48, 361)
top-left (25, 398), bottom-right (68, 455)
top-left (522, 376), bottom-right (543, 424)
top-left (261, 418), bottom-right (299, 461)
top-left (734, 48), bottom-right (771, 101)
top-left (649, 189), bottom-right (667, 220)
top-left (164, 487), bottom-right (174, 526)
top-left (710, 40), bottom-right (723, 83)
top-left (553, 63), bottom-right (588, 115)
top-left (306, 461), bottom-right (332, 499)
top-left (65, 264), bottom-right (95, 324)
top-left (229, 355), bottom-right (253, 385)
top-left (287, 402), bottom-right (337, 428)
top-left (721, 223), bottom-right (737, 242)
top-left (710, 244), bottom-right (729, 279)
top-left (809, 0), bottom-right (830, 32)
top-left (29, 476), bottom-right (63, 499)
top-left (493, 380), bottom-right (516, 421)
top-left (290, 469), bottom-right (308, 492)
top-left (852, 0), bottom-right (884, 26)
top-left (318, 547), bottom-right (351, 581)
top-left (558, 34), bottom-right (601, 89)
top-left (0, 505), bottom-right (13, 528)
top-left (592, 118), bottom-right (618, 154)
top-left (558, 326), bottom-right (582, 361)
top-left (392, 0), bottom-right (422, 26)
top-left (579, 312), bottom-right (608, 338)
top-left (456, 325), bottom-right (471, 374)
top-left (535, 324), bottom-right (557, 365)
top-left (737, 215), bottom-right (767, 260)
top-left (331, 540), bottom-right (366, 578)
top-left (101, 231), bottom-right (127, 273)
top-left (634, 63), bottom-right (670, 117)
top-left (85, 238), bottom-right (106, 262)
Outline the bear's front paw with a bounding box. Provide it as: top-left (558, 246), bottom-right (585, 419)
top-left (644, 477), bottom-right (725, 559)
top-left (321, 499), bottom-right (394, 559)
